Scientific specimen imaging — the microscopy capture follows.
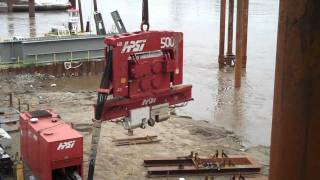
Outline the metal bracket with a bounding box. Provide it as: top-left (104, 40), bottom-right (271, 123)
top-left (111, 11), bottom-right (127, 34)
top-left (94, 12), bottom-right (106, 35)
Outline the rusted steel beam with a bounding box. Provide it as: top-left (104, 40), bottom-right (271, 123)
top-left (113, 139), bottom-right (160, 146)
top-left (225, 0), bottom-right (236, 66)
top-left (144, 158), bottom-right (194, 167)
top-left (28, 0), bottom-right (35, 17)
top-left (242, 0), bottom-right (249, 68)
top-left (113, 135), bottom-right (158, 142)
top-left (145, 156), bottom-right (256, 167)
top-left (234, 0), bottom-right (244, 88)
top-left (112, 135), bottom-right (160, 146)
top-left (218, 0), bottom-right (227, 68)
top-left (145, 154), bottom-right (260, 177)
top-left (269, 0), bottom-right (320, 179)
top-left (147, 166), bottom-right (260, 177)
top-left (226, 0), bottom-right (235, 57)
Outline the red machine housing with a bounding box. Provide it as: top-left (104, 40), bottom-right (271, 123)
top-left (20, 110), bottom-right (83, 180)
top-left (100, 31), bottom-right (192, 120)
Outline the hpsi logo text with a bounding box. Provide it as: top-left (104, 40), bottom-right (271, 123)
top-left (121, 40), bottom-right (147, 53)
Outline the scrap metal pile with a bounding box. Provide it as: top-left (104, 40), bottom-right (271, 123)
top-left (144, 151), bottom-right (261, 177)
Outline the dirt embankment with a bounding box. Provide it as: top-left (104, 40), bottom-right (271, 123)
top-left (0, 75), bottom-right (270, 180)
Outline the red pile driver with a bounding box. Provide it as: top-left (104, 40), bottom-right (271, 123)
top-left (88, 29), bottom-right (193, 180)
top-left (95, 31), bottom-right (193, 127)
top-left (87, 1), bottom-right (193, 179)
top-left (88, 30), bottom-right (193, 180)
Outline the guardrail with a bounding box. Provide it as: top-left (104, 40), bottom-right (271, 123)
top-left (2, 34), bottom-right (108, 43)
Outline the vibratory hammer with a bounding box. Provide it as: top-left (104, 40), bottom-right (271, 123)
top-left (87, 1), bottom-right (193, 179)
top-left (94, 30), bottom-right (193, 131)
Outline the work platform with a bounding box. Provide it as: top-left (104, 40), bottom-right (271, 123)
top-left (0, 35), bottom-right (106, 65)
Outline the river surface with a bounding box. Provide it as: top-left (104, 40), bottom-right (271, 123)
top-left (0, 0), bottom-right (279, 147)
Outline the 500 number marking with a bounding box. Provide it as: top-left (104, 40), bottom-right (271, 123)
top-left (161, 37), bottom-right (175, 48)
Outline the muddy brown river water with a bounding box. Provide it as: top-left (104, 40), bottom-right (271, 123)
top-left (0, 0), bottom-right (279, 147)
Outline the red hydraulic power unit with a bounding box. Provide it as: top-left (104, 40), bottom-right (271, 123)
top-left (97, 31), bottom-right (192, 129)
top-left (20, 110), bottom-right (83, 180)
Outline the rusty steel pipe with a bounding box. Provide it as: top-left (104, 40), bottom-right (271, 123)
top-left (226, 0), bottom-right (235, 56)
top-left (28, 0), bottom-right (35, 17)
top-left (242, 0), bottom-right (249, 68)
top-left (234, 0), bottom-right (245, 88)
top-left (218, 0), bottom-right (227, 68)
top-left (269, 0), bottom-right (320, 179)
